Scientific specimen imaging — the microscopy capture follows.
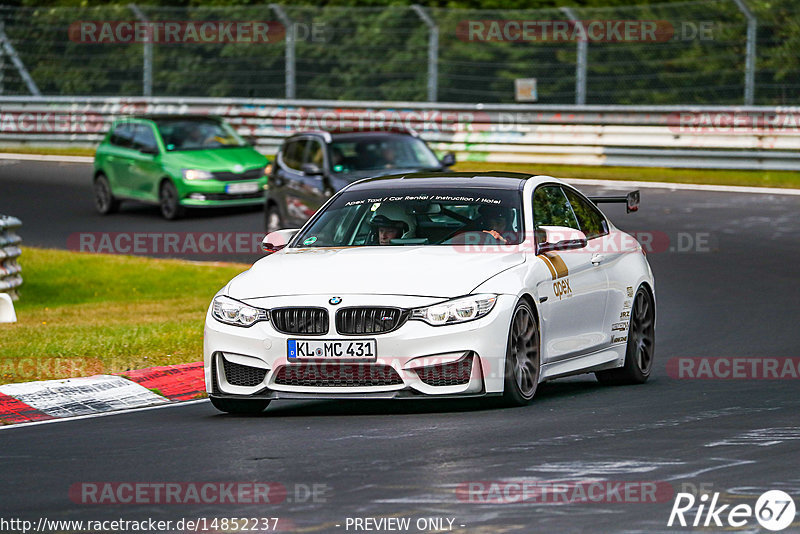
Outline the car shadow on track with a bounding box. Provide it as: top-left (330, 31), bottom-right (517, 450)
top-left (211, 378), bottom-right (620, 418)
top-left (112, 203), bottom-right (263, 220)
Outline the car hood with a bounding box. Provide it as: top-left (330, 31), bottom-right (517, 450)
top-left (161, 147), bottom-right (268, 172)
top-left (229, 246), bottom-right (525, 299)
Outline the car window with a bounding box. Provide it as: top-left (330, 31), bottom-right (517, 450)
top-left (109, 122), bottom-right (135, 148)
top-left (292, 188), bottom-right (523, 247)
top-left (282, 140), bottom-right (308, 171)
top-left (533, 185), bottom-right (580, 230)
top-left (563, 187), bottom-right (609, 239)
top-left (328, 135), bottom-right (439, 173)
top-left (132, 124), bottom-right (158, 152)
top-left (154, 118), bottom-right (246, 151)
top-left (304, 139), bottom-right (325, 169)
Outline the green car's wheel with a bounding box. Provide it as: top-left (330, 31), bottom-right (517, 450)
top-left (93, 173), bottom-right (120, 215)
top-left (159, 180), bottom-right (185, 220)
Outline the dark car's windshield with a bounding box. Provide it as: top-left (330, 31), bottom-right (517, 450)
top-left (155, 118), bottom-right (246, 151)
top-left (328, 135), bottom-right (441, 173)
top-left (292, 187), bottom-right (523, 247)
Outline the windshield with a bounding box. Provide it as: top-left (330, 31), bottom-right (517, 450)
top-left (328, 136), bottom-right (441, 173)
top-left (292, 187), bottom-right (523, 247)
top-left (155, 118), bottom-right (246, 151)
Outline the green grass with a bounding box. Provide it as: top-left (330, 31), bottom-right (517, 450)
top-left (0, 248), bottom-right (249, 385)
top-left (0, 146), bottom-right (96, 157)
top-left (452, 161), bottom-right (800, 189)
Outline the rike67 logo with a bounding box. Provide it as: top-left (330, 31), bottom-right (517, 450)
top-left (668, 490), bottom-right (796, 531)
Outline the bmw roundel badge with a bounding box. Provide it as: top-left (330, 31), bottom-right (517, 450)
top-left (329, 297), bottom-right (342, 305)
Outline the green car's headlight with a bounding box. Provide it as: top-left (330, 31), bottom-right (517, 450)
top-left (410, 294), bottom-right (497, 326)
top-left (182, 169), bottom-right (214, 181)
top-left (212, 296), bottom-right (268, 327)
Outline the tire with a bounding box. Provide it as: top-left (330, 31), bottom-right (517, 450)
top-left (210, 396), bottom-right (270, 414)
top-left (596, 286), bottom-right (655, 385)
top-left (93, 173), bottom-right (120, 215)
top-left (502, 299), bottom-right (541, 406)
top-left (159, 180), bottom-right (185, 220)
top-left (265, 204), bottom-right (283, 233)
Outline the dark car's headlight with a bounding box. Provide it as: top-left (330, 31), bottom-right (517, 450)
top-left (410, 294), bottom-right (497, 326)
top-left (212, 295), bottom-right (268, 327)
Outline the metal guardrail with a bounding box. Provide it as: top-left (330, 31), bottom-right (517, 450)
top-left (0, 96), bottom-right (799, 170)
top-left (0, 214), bottom-right (22, 300)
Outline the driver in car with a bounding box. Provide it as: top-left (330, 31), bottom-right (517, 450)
top-left (479, 205), bottom-right (512, 243)
top-left (370, 214), bottom-right (408, 245)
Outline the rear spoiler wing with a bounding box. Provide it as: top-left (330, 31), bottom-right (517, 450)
top-left (588, 190), bottom-right (639, 213)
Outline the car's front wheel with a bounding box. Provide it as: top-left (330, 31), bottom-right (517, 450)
top-left (502, 299), bottom-right (541, 406)
top-left (596, 285), bottom-right (655, 385)
top-left (159, 180), bottom-right (185, 220)
top-left (93, 173), bottom-right (120, 215)
top-left (210, 396), bottom-right (271, 414)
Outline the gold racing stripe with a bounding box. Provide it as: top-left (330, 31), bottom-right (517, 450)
top-left (538, 255), bottom-right (557, 279)
top-left (544, 252), bottom-right (569, 279)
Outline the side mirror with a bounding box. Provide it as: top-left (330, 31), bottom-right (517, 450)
top-left (440, 152), bottom-right (456, 167)
top-left (261, 229), bottom-right (299, 254)
top-left (140, 145), bottom-right (159, 155)
top-left (301, 163), bottom-right (323, 176)
top-left (247, 135), bottom-right (259, 147)
top-left (536, 226), bottom-right (587, 254)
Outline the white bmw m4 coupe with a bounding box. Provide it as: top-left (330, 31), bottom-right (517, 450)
top-left (204, 172), bottom-right (655, 413)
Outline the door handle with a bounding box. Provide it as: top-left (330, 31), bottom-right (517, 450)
top-left (591, 254), bottom-right (604, 265)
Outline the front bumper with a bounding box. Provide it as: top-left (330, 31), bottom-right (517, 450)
top-left (203, 294), bottom-right (516, 399)
top-left (178, 178), bottom-right (267, 207)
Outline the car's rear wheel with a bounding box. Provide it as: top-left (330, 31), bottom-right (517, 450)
top-left (210, 396), bottom-right (270, 414)
top-left (93, 173), bottom-right (120, 215)
top-left (159, 180), bottom-right (185, 220)
top-left (596, 286), bottom-right (655, 385)
top-left (502, 299), bottom-right (541, 406)
top-left (265, 204), bottom-right (283, 233)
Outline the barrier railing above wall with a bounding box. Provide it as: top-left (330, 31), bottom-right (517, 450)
top-left (1, 96), bottom-right (799, 170)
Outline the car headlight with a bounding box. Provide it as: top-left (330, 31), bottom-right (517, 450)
top-left (182, 169), bottom-right (214, 181)
top-left (410, 294), bottom-right (497, 326)
top-left (211, 295), bottom-right (268, 327)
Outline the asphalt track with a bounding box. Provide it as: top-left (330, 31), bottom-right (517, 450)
top-left (2, 159), bottom-right (800, 533)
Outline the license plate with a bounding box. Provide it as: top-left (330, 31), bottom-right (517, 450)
top-left (288, 339), bottom-right (377, 361)
top-left (225, 182), bottom-right (260, 194)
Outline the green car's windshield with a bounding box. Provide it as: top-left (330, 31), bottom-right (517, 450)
top-left (155, 118), bottom-right (247, 151)
top-left (328, 136), bottom-right (441, 173)
top-left (293, 187), bottom-right (524, 247)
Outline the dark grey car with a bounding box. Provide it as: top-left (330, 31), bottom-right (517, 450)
top-left (264, 130), bottom-right (455, 231)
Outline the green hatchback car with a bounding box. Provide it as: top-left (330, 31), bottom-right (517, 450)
top-left (93, 115), bottom-right (269, 219)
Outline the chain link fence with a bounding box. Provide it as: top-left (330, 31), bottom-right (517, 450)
top-left (0, 1), bottom-right (797, 105)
